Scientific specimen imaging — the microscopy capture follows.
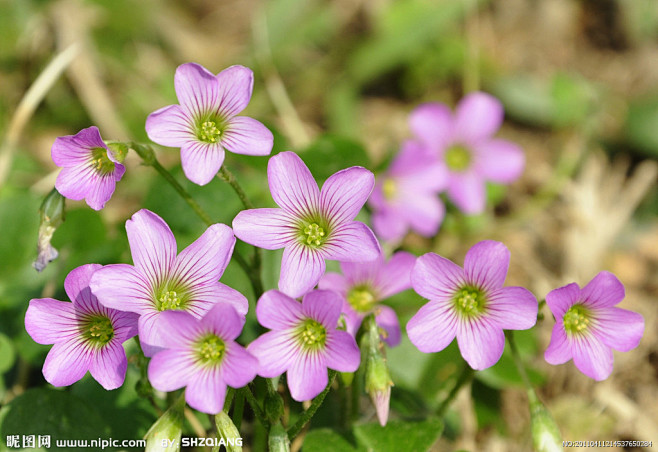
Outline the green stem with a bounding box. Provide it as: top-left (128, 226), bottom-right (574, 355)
top-left (436, 363), bottom-right (475, 418)
top-left (506, 331), bottom-right (534, 392)
top-left (232, 389), bottom-right (245, 431)
top-left (130, 142), bottom-right (214, 226)
top-left (218, 166), bottom-right (255, 209)
top-left (241, 385), bottom-right (270, 430)
top-left (287, 370), bottom-right (337, 440)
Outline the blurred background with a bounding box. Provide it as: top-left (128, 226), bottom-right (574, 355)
top-left (0, 0), bottom-right (657, 451)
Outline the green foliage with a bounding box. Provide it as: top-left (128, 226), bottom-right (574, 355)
top-left (353, 418), bottom-right (444, 452)
top-left (625, 95), bottom-right (658, 158)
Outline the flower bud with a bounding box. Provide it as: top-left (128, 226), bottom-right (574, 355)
top-left (33, 188), bottom-right (65, 272)
top-left (268, 422), bottom-right (290, 452)
top-left (264, 391), bottom-right (284, 423)
top-left (106, 141), bottom-right (129, 164)
top-left (144, 394), bottom-right (185, 452)
top-left (529, 392), bottom-right (562, 452)
top-left (361, 315), bottom-right (394, 426)
top-left (214, 410), bottom-right (243, 452)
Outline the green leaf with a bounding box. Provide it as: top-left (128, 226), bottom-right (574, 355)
top-left (0, 388), bottom-right (108, 452)
top-left (0, 333), bottom-right (15, 374)
top-left (302, 429), bottom-right (363, 452)
top-left (300, 134), bottom-right (371, 181)
top-left (353, 418), bottom-right (443, 452)
top-left (625, 95), bottom-right (658, 157)
top-left (0, 192), bottom-right (40, 278)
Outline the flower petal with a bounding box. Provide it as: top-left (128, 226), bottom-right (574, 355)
top-left (89, 342), bottom-right (127, 390)
top-left (89, 264), bottom-right (154, 314)
top-left (486, 286), bottom-right (538, 330)
top-left (188, 283), bottom-right (249, 317)
top-left (463, 240), bottom-right (510, 291)
top-left (221, 343), bottom-right (258, 388)
top-left (581, 271), bottom-right (625, 309)
top-left (594, 307), bottom-right (644, 352)
top-left (473, 139), bottom-right (524, 184)
top-left (25, 298), bottom-right (77, 345)
top-left (51, 126), bottom-right (106, 167)
top-left (324, 330), bottom-right (360, 372)
top-left (186, 370), bottom-right (227, 414)
top-left (175, 63), bottom-right (219, 119)
top-left (322, 222), bottom-right (381, 263)
top-left (214, 65), bottom-right (254, 118)
top-left (544, 323), bottom-right (572, 365)
top-left (55, 165), bottom-right (96, 201)
top-left (376, 251), bottom-right (416, 299)
top-left (447, 171), bottom-right (486, 215)
top-left (397, 193), bottom-right (446, 238)
top-left (545, 283), bottom-right (580, 318)
top-left (317, 272), bottom-right (349, 296)
top-left (145, 104), bottom-right (195, 147)
top-left (148, 348), bottom-right (197, 392)
top-left (64, 263), bottom-right (101, 307)
top-left (255, 290), bottom-right (304, 330)
top-left (222, 116), bottom-right (273, 156)
top-left (454, 92), bottom-right (504, 144)
top-left (84, 173), bottom-right (121, 211)
top-left (408, 103), bottom-right (454, 151)
top-left (320, 167), bottom-right (374, 225)
top-left (201, 303), bottom-right (245, 341)
top-left (268, 152), bottom-right (319, 218)
top-left (456, 318), bottom-right (505, 370)
top-left (248, 331), bottom-right (299, 378)
top-left (180, 141), bottom-right (225, 186)
top-left (126, 209), bottom-right (177, 282)
top-left (232, 208), bottom-right (296, 250)
top-left (407, 299), bottom-right (458, 353)
top-left (375, 305), bottom-right (401, 347)
top-left (43, 340), bottom-right (92, 387)
top-left (151, 310), bottom-right (202, 348)
top-left (371, 207), bottom-right (409, 242)
top-left (173, 223), bottom-right (235, 285)
top-left (571, 336), bottom-right (613, 381)
top-left (279, 243), bottom-right (326, 298)
top-left (411, 253), bottom-right (464, 301)
top-left (287, 351), bottom-right (328, 402)
top-left (302, 290), bottom-right (343, 328)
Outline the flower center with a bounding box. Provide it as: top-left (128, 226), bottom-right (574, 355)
top-left (158, 290), bottom-right (182, 310)
top-left (453, 286), bottom-right (487, 317)
top-left (303, 223), bottom-right (326, 247)
top-left (298, 319), bottom-right (327, 350)
top-left (347, 287), bottom-right (377, 313)
top-left (382, 178), bottom-right (397, 200)
top-left (563, 304), bottom-right (591, 335)
top-left (445, 145), bottom-right (472, 171)
top-left (198, 120), bottom-right (222, 144)
top-left (155, 283), bottom-right (190, 312)
top-left (195, 334), bottom-right (225, 366)
top-left (82, 315), bottom-right (114, 346)
top-left (90, 147), bottom-right (115, 174)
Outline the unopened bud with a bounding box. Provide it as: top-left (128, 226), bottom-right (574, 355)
top-left (33, 188), bottom-right (65, 272)
top-left (214, 411), bottom-right (243, 452)
top-left (264, 391), bottom-right (284, 423)
top-left (268, 422), bottom-right (290, 452)
top-left (361, 315), bottom-right (393, 426)
top-left (106, 141), bottom-right (129, 164)
top-left (144, 393), bottom-right (185, 452)
top-left (529, 392), bottom-right (562, 452)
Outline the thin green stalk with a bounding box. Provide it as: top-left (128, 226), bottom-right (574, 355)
top-left (436, 364), bottom-right (475, 418)
top-left (241, 385), bottom-right (270, 430)
top-left (287, 370), bottom-right (337, 440)
top-left (506, 331), bottom-right (534, 392)
top-left (232, 389), bottom-right (245, 431)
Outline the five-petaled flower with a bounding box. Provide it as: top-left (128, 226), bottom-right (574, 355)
top-left (407, 240), bottom-right (538, 370)
top-left (544, 271), bottom-right (644, 381)
top-left (148, 303), bottom-right (258, 414)
top-left (368, 141), bottom-right (447, 242)
top-left (248, 290), bottom-right (360, 401)
top-left (52, 126), bottom-right (126, 210)
top-left (409, 92), bottom-right (524, 214)
top-left (89, 209), bottom-right (247, 356)
top-left (233, 151), bottom-right (381, 298)
top-left (319, 251), bottom-right (416, 347)
top-left (145, 63), bottom-right (274, 185)
top-left (25, 264), bottom-right (139, 389)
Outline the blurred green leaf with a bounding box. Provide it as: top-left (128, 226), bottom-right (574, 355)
top-left (0, 333), bottom-right (16, 374)
top-left (300, 134), bottom-right (371, 181)
top-left (0, 192), bottom-right (40, 278)
top-left (302, 429), bottom-right (363, 452)
top-left (471, 380), bottom-right (504, 431)
top-left (625, 95), bottom-right (658, 158)
top-left (353, 418), bottom-right (443, 452)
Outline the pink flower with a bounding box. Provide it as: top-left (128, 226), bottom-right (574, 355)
top-left (148, 304), bottom-right (258, 414)
top-left (145, 63), bottom-right (273, 185)
top-left (410, 92), bottom-right (524, 214)
top-left (233, 152), bottom-right (380, 298)
top-left (52, 126), bottom-right (126, 210)
top-left (25, 264), bottom-right (138, 389)
top-left (544, 271), bottom-right (644, 380)
top-left (407, 241), bottom-right (538, 370)
top-left (248, 290), bottom-right (360, 401)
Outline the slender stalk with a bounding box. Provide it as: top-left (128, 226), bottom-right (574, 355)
top-left (241, 385), bottom-right (270, 430)
top-left (506, 331), bottom-right (534, 391)
top-left (232, 389), bottom-right (245, 431)
top-left (287, 370), bottom-right (337, 440)
top-left (218, 166), bottom-right (255, 209)
top-left (436, 364), bottom-right (475, 417)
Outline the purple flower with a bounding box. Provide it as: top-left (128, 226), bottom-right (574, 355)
top-left (544, 271), bottom-right (644, 381)
top-left (25, 264), bottom-right (138, 389)
top-left (368, 141), bottom-right (447, 242)
top-left (145, 63), bottom-right (274, 186)
top-left (52, 126), bottom-right (126, 210)
top-left (410, 92), bottom-right (524, 214)
top-left (148, 303), bottom-right (257, 414)
top-left (89, 209), bottom-right (247, 356)
top-left (318, 251), bottom-right (416, 347)
top-left (407, 241), bottom-right (538, 370)
top-left (247, 290), bottom-right (360, 401)
top-left (233, 151), bottom-right (381, 298)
